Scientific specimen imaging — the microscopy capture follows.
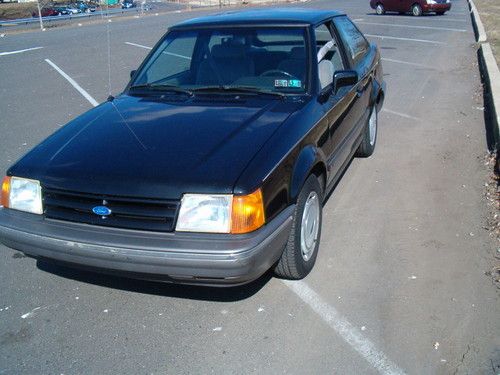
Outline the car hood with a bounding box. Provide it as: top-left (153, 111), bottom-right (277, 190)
top-left (10, 94), bottom-right (301, 199)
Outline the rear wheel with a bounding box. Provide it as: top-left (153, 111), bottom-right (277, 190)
top-left (412, 3), bottom-right (422, 16)
top-left (274, 175), bottom-right (323, 280)
top-left (375, 3), bottom-right (385, 15)
top-left (436, 11), bottom-right (445, 15)
top-left (356, 106), bottom-right (377, 157)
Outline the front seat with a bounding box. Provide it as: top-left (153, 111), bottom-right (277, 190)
top-left (196, 44), bottom-right (254, 85)
top-left (318, 59), bottom-right (334, 89)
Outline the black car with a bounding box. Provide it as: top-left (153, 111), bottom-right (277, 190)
top-left (0, 9), bottom-right (385, 286)
top-left (53, 6), bottom-right (71, 15)
top-left (122, 0), bottom-right (136, 9)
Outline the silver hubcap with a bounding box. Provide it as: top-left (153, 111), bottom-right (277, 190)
top-left (413, 6), bottom-right (420, 15)
top-left (300, 191), bottom-right (320, 261)
top-left (369, 108), bottom-right (377, 146)
top-left (376, 5), bottom-right (383, 14)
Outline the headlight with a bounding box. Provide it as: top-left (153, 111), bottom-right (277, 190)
top-left (176, 189), bottom-right (265, 234)
top-left (176, 194), bottom-right (232, 233)
top-left (1, 176), bottom-right (43, 215)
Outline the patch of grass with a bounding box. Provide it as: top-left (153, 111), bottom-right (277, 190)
top-left (474, 0), bottom-right (500, 66)
top-left (0, 3), bottom-right (39, 20)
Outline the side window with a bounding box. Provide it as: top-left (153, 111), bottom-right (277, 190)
top-left (314, 23), bottom-right (344, 89)
top-left (334, 16), bottom-right (369, 67)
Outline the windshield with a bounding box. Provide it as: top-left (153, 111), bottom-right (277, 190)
top-left (130, 27), bottom-right (308, 94)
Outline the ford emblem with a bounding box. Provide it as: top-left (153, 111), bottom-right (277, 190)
top-left (92, 206), bottom-right (112, 216)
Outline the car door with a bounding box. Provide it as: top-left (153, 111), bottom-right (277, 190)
top-left (331, 16), bottom-right (373, 154)
top-left (314, 22), bottom-right (358, 185)
top-left (397, 0), bottom-right (413, 12)
top-left (383, 0), bottom-right (401, 11)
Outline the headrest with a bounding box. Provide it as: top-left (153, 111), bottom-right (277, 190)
top-left (318, 60), bottom-right (334, 89)
top-left (211, 44), bottom-right (247, 59)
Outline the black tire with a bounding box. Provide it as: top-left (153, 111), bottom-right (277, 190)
top-left (356, 106), bottom-right (377, 157)
top-left (274, 175), bottom-right (323, 280)
top-left (436, 11), bottom-right (445, 15)
top-left (412, 3), bottom-right (422, 16)
top-left (375, 3), bottom-right (385, 15)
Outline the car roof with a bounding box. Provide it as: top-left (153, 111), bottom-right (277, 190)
top-left (171, 8), bottom-right (345, 29)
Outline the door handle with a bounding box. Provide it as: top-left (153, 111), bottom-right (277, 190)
top-left (356, 89), bottom-right (363, 98)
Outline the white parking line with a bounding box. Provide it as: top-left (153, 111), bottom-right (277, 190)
top-left (382, 108), bottom-right (420, 121)
top-left (357, 21), bottom-right (466, 32)
top-left (282, 280), bottom-right (406, 375)
top-left (365, 34), bottom-right (445, 45)
top-left (0, 47), bottom-right (43, 57)
top-left (45, 59), bottom-right (99, 107)
top-left (125, 41), bottom-right (191, 60)
top-left (125, 41), bottom-right (152, 50)
top-left (381, 57), bottom-right (432, 69)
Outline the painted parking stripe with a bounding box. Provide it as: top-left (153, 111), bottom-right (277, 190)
top-left (0, 47), bottom-right (43, 57)
top-left (125, 41), bottom-right (152, 50)
top-left (381, 57), bottom-right (432, 69)
top-left (382, 108), bottom-right (420, 121)
top-left (365, 34), bottom-right (445, 45)
top-left (357, 21), bottom-right (466, 32)
top-left (45, 59), bottom-right (99, 107)
top-left (125, 41), bottom-right (191, 60)
top-left (282, 280), bottom-right (407, 375)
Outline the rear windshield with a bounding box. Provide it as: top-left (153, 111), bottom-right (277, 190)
top-left (131, 27), bottom-right (308, 94)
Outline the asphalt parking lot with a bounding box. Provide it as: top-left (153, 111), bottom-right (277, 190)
top-left (0, 0), bottom-right (499, 373)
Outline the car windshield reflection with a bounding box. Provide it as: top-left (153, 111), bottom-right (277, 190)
top-left (130, 27), bottom-right (308, 95)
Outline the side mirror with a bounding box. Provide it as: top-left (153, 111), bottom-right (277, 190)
top-left (130, 70), bottom-right (137, 79)
top-left (333, 70), bottom-right (358, 94)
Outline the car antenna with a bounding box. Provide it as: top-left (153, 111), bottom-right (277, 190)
top-left (106, 1), bottom-right (112, 98)
top-left (100, 0), bottom-right (112, 98)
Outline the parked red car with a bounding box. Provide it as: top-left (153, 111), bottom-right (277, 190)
top-left (32, 8), bottom-right (60, 17)
top-left (370, 0), bottom-right (451, 16)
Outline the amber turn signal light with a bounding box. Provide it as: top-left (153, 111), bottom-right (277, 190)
top-left (1, 176), bottom-right (11, 208)
top-left (230, 188), bottom-right (265, 234)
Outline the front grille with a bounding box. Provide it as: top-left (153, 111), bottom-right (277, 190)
top-left (43, 188), bottom-right (179, 232)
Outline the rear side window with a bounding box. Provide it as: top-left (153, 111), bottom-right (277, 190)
top-left (334, 16), bottom-right (369, 67)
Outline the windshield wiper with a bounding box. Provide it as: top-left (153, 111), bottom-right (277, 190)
top-left (129, 84), bottom-right (193, 96)
top-left (193, 86), bottom-right (285, 98)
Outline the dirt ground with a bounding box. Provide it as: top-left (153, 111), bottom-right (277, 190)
top-left (474, 0), bottom-right (500, 65)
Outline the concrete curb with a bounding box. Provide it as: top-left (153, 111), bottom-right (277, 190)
top-left (479, 43), bottom-right (500, 146)
top-left (468, 0), bottom-right (499, 147)
top-left (468, 0), bottom-right (487, 43)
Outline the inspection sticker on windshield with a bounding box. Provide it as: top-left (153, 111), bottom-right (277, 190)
top-left (275, 79), bottom-right (302, 88)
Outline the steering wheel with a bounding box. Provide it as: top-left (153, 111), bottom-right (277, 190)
top-left (260, 69), bottom-right (297, 79)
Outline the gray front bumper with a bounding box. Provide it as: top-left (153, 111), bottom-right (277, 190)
top-left (0, 206), bottom-right (294, 286)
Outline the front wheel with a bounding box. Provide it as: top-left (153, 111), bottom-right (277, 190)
top-left (412, 3), bottom-right (422, 16)
top-left (436, 11), bottom-right (445, 15)
top-left (356, 106), bottom-right (377, 157)
top-left (375, 3), bottom-right (385, 15)
top-left (274, 175), bottom-right (323, 280)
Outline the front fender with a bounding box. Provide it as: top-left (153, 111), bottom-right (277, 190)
top-left (290, 145), bottom-right (325, 202)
